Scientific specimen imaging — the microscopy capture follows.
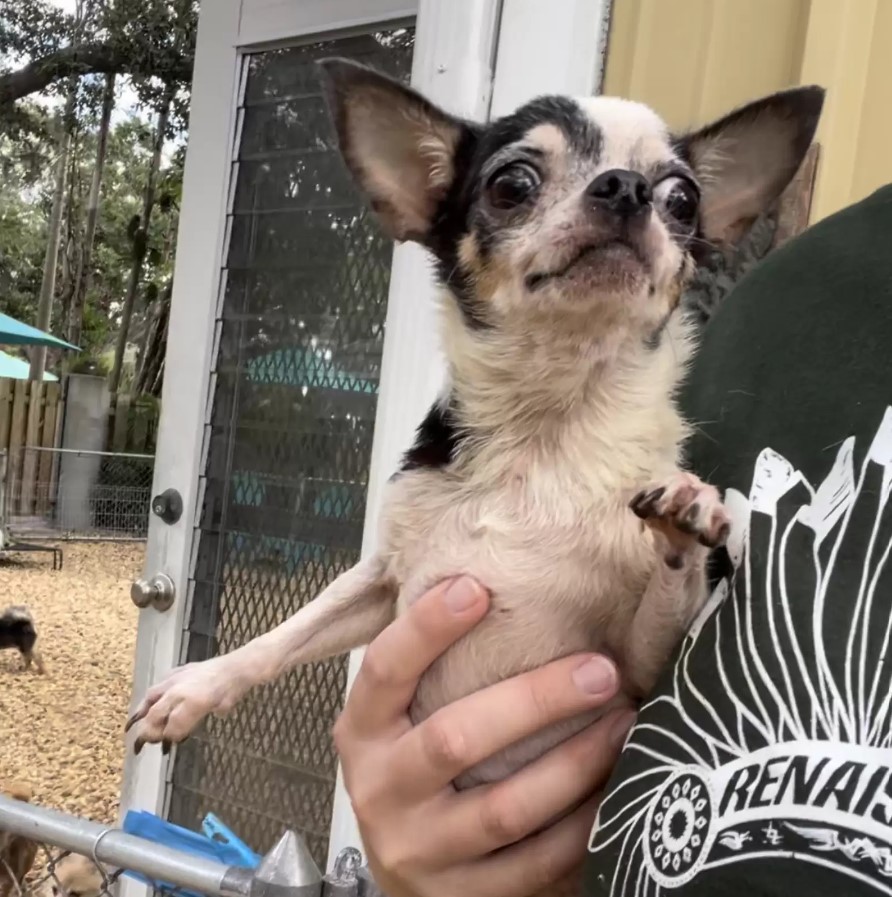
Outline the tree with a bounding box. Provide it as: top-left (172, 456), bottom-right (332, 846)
top-left (68, 71), bottom-right (115, 348)
top-left (1, 0), bottom-right (195, 392)
top-left (109, 83), bottom-right (171, 393)
top-left (26, 0), bottom-right (100, 378)
top-left (134, 280), bottom-right (170, 396)
top-left (0, 107), bottom-right (53, 324)
top-left (0, 0), bottom-right (195, 107)
top-left (0, 100), bottom-right (184, 383)
top-left (28, 83), bottom-right (77, 380)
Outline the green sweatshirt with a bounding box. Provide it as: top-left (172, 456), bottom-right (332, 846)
top-left (585, 184), bottom-right (892, 897)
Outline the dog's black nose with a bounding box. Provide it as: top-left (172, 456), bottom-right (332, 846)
top-left (587, 169), bottom-right (652, 217)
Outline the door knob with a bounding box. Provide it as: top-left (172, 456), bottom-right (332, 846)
top-left (131, 573), bottom-right (176, 612)
top-left (152, 488), bottom-right (183, 525)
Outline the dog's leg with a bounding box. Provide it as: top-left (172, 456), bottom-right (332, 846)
top-left (21, 647), bottom-right (44, 674)
top-left (126, 554), bottom-right (395, 752)
top-left (625, 472), bottom-right (730, 696)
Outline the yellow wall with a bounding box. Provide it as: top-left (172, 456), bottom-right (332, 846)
top-left (603, 0), bottom-right (892, 221)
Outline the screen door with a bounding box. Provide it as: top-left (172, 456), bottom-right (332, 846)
top-left (165, 27), bottom-right (414, 865)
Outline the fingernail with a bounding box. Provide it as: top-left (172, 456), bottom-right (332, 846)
top-left (443, 576), bottom-right (485, 612)
top-left (572, 657), bottom-right (617, 695)
top-left (610, 710), bottom-right (637, 748)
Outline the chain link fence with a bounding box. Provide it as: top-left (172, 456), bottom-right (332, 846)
top-left (2, 448), bottom-right (154, 541)
top-left (0, 795), bottom-right (382, 897)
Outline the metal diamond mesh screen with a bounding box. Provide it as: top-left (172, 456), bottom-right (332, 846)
top-left (167, 27), bottom-right (415, 865)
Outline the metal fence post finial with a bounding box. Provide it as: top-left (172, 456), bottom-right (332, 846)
top-left (251, 831), bottom-right (322, 897)
top-left (322, 847), bottom-right (362, 897)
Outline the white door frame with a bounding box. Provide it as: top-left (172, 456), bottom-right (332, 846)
top-left (490, 0), bottom-right (613, 117)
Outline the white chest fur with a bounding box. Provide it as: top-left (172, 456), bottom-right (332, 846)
top-left (371, 315), bottom-right (694, 784)
top-left (378, 453), bottom-right (666, 785)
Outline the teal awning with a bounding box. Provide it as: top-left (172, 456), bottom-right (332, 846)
top-left (0, 349), bottom-right (58, 381)
top-left (0, 312), bottom-right (79, 350)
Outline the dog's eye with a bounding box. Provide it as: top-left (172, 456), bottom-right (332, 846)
top-left (486, 163), bottom-right (540, 210)
top-left (653, 176), bottom-right (699, 226)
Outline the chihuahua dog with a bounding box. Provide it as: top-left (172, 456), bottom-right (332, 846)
top-left (127, 63), bottom-right (822, 794)
top-left (0, 607), bottom-right (44, 675)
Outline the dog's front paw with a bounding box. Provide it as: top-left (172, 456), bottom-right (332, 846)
top-left (631, 472), bottom-right (730, 557)
top-left (125, 656), bottom-right (247, 754)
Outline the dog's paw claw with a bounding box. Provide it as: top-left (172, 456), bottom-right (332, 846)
top-left (633, 472), bottom-right (730, 553)
top-left (126, 657), bottom-right (244, 754)
top-left (630, 486), bottom-right (666, 519)
top-left (698, 521), bottom-right (731, 549)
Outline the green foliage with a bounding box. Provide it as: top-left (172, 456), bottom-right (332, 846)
top-left (0, 99), bottom-right (184, 365)
top-left (0, 113), bottom-right (52, 322)
top-left (0, 0), bottom-right (197, 108)
top-left (99, 0), bottom-right (197, 130)
top-left (0, 0), bottom-right (71, 70)
top-left (68, 353), bottom-right (110, 375)
top-left (0, 0), bottom-right (195, 389)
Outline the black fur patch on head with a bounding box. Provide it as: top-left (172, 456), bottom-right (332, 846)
top-left (401, 398), bottom-right (464, 471)
top-left (428, 96), bottom-right (602, 329)
top-left (427, 123), bottom-right (488, 329)
top-left (483, 96), bottom-right (601, 160)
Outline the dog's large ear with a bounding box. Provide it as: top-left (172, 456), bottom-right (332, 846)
top-left (679, 86), bottom-right (824, 246)
top-left (319, 58), bottom-right (471, 244)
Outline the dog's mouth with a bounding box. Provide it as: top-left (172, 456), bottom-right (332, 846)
top-left (524, 239), bottom-right (648, 292)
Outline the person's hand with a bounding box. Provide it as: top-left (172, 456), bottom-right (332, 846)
top-left (333, 576), bottom-right (636, 897)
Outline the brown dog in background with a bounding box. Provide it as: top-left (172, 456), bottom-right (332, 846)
top-left (0, 786), bottom-right (103, 897)
top-left (46, 854), bottom-right (104, 897)
top-left (0, 783), bottom-right (38, 897)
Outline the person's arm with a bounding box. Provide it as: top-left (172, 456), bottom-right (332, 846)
top-left (334, 576), bottom-right (636, 897)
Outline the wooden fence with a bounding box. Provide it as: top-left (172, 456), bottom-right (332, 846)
top-left (0, 378), bottom-right (160, 523)
top-left (0, 379), bottom-right (64, 514)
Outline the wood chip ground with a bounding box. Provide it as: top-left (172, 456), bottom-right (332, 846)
top-left (0, 543), bottom-right (144, 825)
